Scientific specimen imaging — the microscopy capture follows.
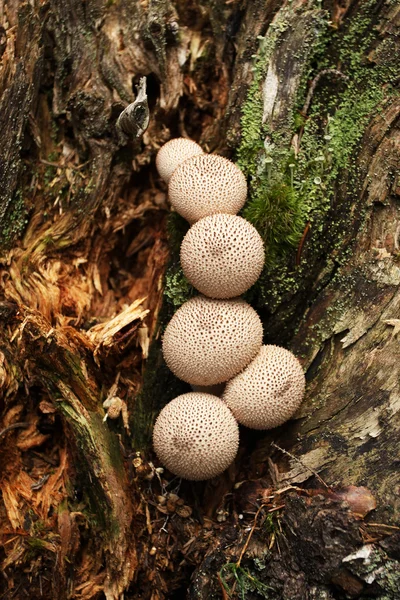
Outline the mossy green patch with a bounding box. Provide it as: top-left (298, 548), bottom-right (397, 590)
top-left (219, 562), bottom-right (275, 599)
top-left (236, 7), bottom-right (330, 268)
top-left (163, 212), bottom-right (194, 311)
top-left (164, 265), bottom-right (195, 310)
top-left (0, 190), bottom-right (29, 251)
top-left (236, 0), bottom-right (399, 320)
top-left (26, 537), bottom-right (50, 551)
top-left (236, 17), bottom-right (291, 178)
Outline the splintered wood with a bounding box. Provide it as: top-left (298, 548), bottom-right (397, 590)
top-left (87, 297), bottom-right (150, 361)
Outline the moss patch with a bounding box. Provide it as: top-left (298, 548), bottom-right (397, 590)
top-left (163, 212), bottom-right (195, 311)
top-left (236, 0), bottom-right (399, 321)
top-left (0, 190), bottom-right (30, 251)
top-left (164, 265), bottom-right (195, 310)
top-left (236, 7), bottom-right (328, 266)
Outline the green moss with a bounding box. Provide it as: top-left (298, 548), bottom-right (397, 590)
top-left (0, 190), bottom-right (29, 250)
top-left (243, 178), bottom-right (307, 267)
top-left (26, 537), bottom-right (49, 550)
top-left (236, 0), bottom-right (399, 319)
top-left (236, 20), bottom-right (290, 178)
top-left (236, 8), bottom-right (330, 269)
top-left (219, 562), bottom-right (275, 599)
top-left (31, 518), bottom-right (48, 535)
top-left (163, 213), bottom-right (194, 311)
top-left (263, 512), bottom-right (278, 535)
top-left (164, 266), bottom-right (195, 310)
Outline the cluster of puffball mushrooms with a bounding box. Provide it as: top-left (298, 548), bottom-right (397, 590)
top-left (153, 138), bottom-right (306, 481)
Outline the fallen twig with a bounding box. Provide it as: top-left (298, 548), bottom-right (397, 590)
top-left (271, 442), bottom-right (331, 490)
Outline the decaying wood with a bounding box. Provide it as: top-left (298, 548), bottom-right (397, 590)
top-left (0, 0), bottom-right (399, 598)
top-left (262, 96), bottom-right (400, 523)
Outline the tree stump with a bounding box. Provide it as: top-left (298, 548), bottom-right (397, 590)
top-left (0, 0), bottom-right (399, 598)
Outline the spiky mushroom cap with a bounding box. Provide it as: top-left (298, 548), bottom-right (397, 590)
top-left (162, 296), bottom-right (263, 386)
top-left (180, 214), bottom-right (265, 299)
top-left (168, 154), bottom-right (247, 223)
top-left (156, 138), bottom-right (204, 183)
top-left (153, 392), bottom-right (239, 480)
top-left (222, 345), bottom-right (306, 430)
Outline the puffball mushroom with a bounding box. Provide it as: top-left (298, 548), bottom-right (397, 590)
top-left (223, 345), bottom-right (306, 430)
top-left (168, 154), bottom-right (247, 223)
top-left (180, 214), bottom-right (265, 299)
top-left (162, 295), bottom-right (263, 386)
top-left (156, 138), bottom-right (204, 183)
top-left (153, 392), bottom-right (239, 480)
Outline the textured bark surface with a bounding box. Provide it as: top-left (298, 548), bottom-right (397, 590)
top-left (0, 0), bottom-right (399, 598)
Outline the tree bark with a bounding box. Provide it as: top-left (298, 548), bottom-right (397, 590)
top-left (0, 0), bottom-right (399, 599)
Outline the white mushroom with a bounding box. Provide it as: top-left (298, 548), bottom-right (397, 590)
top-left (180, 214), bottom-right (265, 299)
top-left (153, 392), bottom-right (239, 480)
top-left (168, 154), bottom-right (247, 223)
top-left (222, 345), bottom-right (306, 430)
top-left (162, 296), bottom-right (263, 386)
top-left (156, 138), bottom-right (204, 183)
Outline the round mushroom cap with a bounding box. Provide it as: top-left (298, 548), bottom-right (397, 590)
top-left (180, 214), bottom-right (265, 299)
top-left (156, 138), bottom-right (204, 183)
top-left (153, 392), bottom-right (239, 480)
top-left (222, 345), bottom-right (306, 430)
top-left (162, 296), bottom-right (263, 386)
top-left (168, 154), bottom-right (247, 223)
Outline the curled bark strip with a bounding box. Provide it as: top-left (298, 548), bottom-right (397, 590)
top-left (117, 77), bottom-right (149, 138)
top-left (0, 422), bottom-right (29, 440)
